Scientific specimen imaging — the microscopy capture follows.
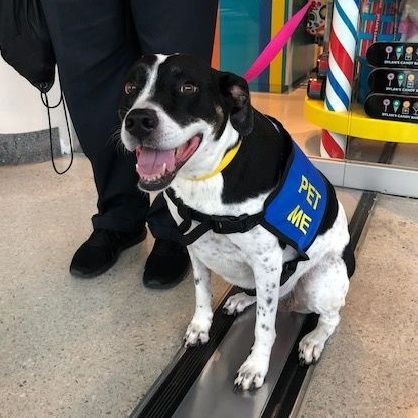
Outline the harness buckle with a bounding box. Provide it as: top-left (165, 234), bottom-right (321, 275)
top-left (211, 214), bottom-right (250, 234)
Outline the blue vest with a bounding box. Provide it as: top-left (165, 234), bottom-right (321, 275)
top-left (165, 129), bottom-right (329, 264)
top-left (262, 141), bottom-right (328, 259)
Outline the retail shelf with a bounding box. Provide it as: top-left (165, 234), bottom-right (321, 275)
top-left (304, 97), bottom-right (418, 143)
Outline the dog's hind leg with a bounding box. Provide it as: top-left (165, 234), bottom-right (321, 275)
top-left (277, 291), bottom-right (312, 313)
top-left (184, 251), bottom-right (213, 347)
top-left (223, 292), bottom-right (257, 316)
top-left (295, 255), bottom-right (349, 366)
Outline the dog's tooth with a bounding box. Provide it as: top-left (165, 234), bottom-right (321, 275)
top-left (162, 163), bottom-right (167, 173)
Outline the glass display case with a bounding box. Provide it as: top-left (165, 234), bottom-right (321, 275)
top-left (304, 0), bottom-right (418, 197)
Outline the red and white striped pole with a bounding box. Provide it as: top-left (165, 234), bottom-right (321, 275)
top-left (321, 0), bottom-right (361, 159)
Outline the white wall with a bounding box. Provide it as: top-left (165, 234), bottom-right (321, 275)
top-left (0, 56), bottom-right (75, 153)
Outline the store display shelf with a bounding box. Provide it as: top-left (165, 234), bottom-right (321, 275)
top-left (304, 97), bottom-right (418, 143)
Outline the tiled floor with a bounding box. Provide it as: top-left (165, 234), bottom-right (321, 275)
top-left (0, 157), bottom-right (229, 418)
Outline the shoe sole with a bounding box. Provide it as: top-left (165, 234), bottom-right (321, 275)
top-left (70, 228), bottom-right (147, 279)
top-left (142, 264), bottom-right (191, 290)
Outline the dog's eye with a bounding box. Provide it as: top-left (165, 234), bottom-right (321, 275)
top-left (125, 82), bottom-right (137, 95)
top-left (180, 83), bottom-right (199, 95)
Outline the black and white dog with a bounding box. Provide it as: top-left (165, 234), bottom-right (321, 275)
top-left (120, 54), bottom-right (355, 391)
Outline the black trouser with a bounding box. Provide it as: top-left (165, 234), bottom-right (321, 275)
top-left (41, 0), bottom-right (217, 239)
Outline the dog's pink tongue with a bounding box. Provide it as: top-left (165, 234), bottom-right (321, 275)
top-left (136, 147), bottom-right (176, 177)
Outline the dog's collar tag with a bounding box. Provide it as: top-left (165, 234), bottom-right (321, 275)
top-left (190, 140), bottom-right (242, 181)
top-left (262, 141), bottom-right (328, 257)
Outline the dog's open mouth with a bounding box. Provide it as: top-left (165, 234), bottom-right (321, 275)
top-left (135, 134), bottom-right (202, 190)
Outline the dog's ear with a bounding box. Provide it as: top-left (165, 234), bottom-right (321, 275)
top-left (218, 71), bottom-right (254, 136)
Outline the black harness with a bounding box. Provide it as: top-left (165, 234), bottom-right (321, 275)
top-left (165, 188), bottom-right (263, 246)
top-left (165, 188), bottom-right (301, 285)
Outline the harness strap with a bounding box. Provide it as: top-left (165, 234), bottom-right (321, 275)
top-left (165, 188), bottom-right (304, 285)
top-left (165, 188), bottom-right (264, 246)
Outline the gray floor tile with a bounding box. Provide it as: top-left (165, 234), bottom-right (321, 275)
top-left (0, 157), bottom-right (228, 418)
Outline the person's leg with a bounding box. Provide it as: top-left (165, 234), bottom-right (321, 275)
top-left (129, 0), bottom-right (218, 287)
top-left (131, 0), bottom-right (218, 63)
top-left (41, 0), bottom-right (148, 277)
top-left (132, 0), bottom-right (218, 240)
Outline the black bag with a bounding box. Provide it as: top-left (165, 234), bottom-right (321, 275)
top-left (0, 0), bottom-right (56, 93)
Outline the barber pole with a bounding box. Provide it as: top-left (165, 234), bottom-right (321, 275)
top-left (321, 0), bottom-right (360, 159)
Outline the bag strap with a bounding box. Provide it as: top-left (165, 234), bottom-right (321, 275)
top-left (40, 80), bottom-right (74, 175)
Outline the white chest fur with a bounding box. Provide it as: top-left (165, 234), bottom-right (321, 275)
top-left (166, 175), bottom-right (273, 288)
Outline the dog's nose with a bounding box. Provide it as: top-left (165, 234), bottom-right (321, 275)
top-left (125, 109), bottom-right (158, 136)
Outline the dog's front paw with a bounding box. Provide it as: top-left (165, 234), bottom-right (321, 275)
top-left (233, 354), bottom-right (268, 391)
top-left (222, 292), bottom-right (256, 316)
top-left (298, 331), bottom-right (325, 366)
top-left (184, 318), bottom-right (211, 347)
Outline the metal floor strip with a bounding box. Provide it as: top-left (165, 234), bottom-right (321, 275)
top-left (174, 311), bottom-right (306, 418)
top-left (129, 287), bottom-right (240, 418)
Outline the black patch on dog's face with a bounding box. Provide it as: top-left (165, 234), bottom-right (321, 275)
top-left (150, 55), bottom-right (220, 131)
top-left (119, 55), bottom-right (158, 121)
top-left (120, 54), bottom-right (255, 142)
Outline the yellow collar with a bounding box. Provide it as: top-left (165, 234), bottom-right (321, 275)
top-left (190, 141), bottom-right (242, 181)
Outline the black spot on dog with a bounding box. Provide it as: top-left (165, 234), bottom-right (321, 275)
top-left (343, 242), bottom-right (356, 278)
top-left (194, 278), bottom-right (200, 285)
top-left (266, 297), bottom-right (272, 305)
top-left (119, 55), bottom-right (158, 120)
top-left (221, 111), bottom-right (292, 204)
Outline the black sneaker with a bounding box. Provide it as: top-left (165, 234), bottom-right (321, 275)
top-left (70, 227), bottom-right (147, 278)
top-left (143, 239), bottom-right (190, 289)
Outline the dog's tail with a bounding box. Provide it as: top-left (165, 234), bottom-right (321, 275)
top-left (342, 243), bottom-right (356, 278)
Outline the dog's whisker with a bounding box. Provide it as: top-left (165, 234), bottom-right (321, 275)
top-left (107, 126), bottom-right (122, 144)
top-left (105, 125), bottom-right (131, 156)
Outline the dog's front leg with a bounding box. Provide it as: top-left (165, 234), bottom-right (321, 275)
top-left (184, 250), bottom-right (213, 347)
top-left (234, 246), bottom-right (282, 391)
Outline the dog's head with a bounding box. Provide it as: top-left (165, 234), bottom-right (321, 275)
top-left (119, 54), bottom-right (253, 191)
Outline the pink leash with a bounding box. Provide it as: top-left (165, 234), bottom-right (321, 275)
top-left (244, 0), bottom-right (314, 82)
